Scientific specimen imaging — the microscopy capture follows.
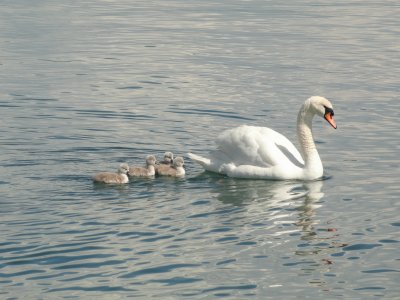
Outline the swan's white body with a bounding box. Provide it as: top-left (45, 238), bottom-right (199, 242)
top-left (188, 96), bottom-right (336, 180)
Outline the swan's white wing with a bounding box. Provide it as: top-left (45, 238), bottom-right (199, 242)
top-left (188, 125), bottom-right (305, 179)
top-left (275, 144), bottom-right (304, 168)
top-left (216, 125), bottom-right (272, 167)
top-left (216, 125), bottom-right (304, 167)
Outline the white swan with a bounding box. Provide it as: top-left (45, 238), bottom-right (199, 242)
top-left (188, 96), bottom-right (337, 180)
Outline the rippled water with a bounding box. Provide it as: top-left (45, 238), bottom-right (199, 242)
top-left (1, 1), bottom-right (399, 299)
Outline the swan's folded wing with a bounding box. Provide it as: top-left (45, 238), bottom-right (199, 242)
top-left (276, 144), bottom-right (304, 168)
top-left (192, 125), bottom-right (305, 176)
top-left (268, 130), bottom-right (305, 167)
top-left (216, 125), bottom-right (274, 167)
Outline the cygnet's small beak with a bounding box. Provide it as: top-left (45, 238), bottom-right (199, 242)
top-left (324, 108), bottom-right (337, 129)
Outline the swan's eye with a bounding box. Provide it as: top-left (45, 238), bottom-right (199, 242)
top-left (324, 106), bottom-right (334, 116)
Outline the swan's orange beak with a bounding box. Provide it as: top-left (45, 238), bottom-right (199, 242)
top-left (324, 112), bottom-right (337, 129)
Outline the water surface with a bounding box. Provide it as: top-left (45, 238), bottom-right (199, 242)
top-left (0, 1), bottom-right (399, 299)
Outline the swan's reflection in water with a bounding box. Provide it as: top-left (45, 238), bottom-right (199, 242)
top-left (206, 176), bottom-right (325, 241)
top-left (215, 178), bottom-right (323, 205)
top-left (294, 180), bottom-right (324, 240)
top-left (187, 175), bottom-right (341, 293)
top-left (207, 178), bottom-right (334, 289)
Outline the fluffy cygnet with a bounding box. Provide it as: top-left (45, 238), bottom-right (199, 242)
top-left (92, 163), bottom-right (129, 184)
top-left (160, 151), bottom-right (174, 165)
top-left (156, 156), bottom-right (185, 177)
top-left (156, 151), bottom-right (175, 175)
top-left (129, 155), bottom-right (157, 177)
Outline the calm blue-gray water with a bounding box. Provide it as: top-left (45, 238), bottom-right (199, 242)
top-left (1, 1), bottom-right (399, 299)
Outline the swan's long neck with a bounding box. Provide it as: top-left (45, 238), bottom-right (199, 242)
top-left (297, 105), bottom-right (323, 178)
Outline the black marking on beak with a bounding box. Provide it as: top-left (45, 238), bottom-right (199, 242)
top-left (323, 106), bottom-right (337, 129)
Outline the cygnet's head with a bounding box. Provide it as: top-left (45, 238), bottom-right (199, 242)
top-left (173, 156), bottom-right (185, 168)
top-left (163, 151), bottom-right (174, 163)
top-left (145, 155), bottom-right (157, 166)
top-left (307, 96), bottom-right (337, 129)
top-left (118, 163), bottom-right (130, 174)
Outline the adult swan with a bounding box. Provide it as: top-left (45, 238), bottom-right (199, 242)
top-left (188, 96), bottom-right (337, 180)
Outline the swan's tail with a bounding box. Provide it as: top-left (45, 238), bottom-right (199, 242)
top-left (187, 152), bottom-right (210, 168)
